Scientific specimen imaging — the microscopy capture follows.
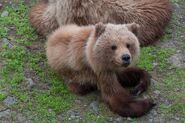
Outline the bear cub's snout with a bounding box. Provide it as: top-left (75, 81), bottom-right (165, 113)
top-left (121, 54), bottom-right (131, 65)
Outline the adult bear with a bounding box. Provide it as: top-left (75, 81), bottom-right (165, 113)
top-left (29, 0), bottom-right (172, 46)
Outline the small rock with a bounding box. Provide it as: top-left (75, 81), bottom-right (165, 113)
top-left (175, 117), bottom-right (180, 121)
top-left (115, 117), bottom-right (123, 122)
top-left (48, 109), bottom-right (52, 113)
top-left (39, 61), bottom-right (45, 68)
top-left (127, 117), bottom-right (132, 121)
top-left (90, 101), bottom-right (99, 113)
top-left (149, 118), bottom-right (153, 122)
top-left (154, 90), bottom-right (160, 95)
top-left (151, 78), bottom-right (158, 85)
top-left (2, 38), bottom-right (13, 48)
top-left (3, 96), bottom-right (17, 106)
top-left (153, 110), bottom-right (158, 116)
top-left (176, 88), bottom-right (180, 92)
top-left (143, 94), bottom-right (150, 99)
top-left (67, 111), bottom-right (80, 120)
top-left (153, 62), bottom-right (158, 67)
top-left (1, 10), bottom-right (9, 17)
top-left (26, 78), bottom-right (35, 89)
top-left (176, 50), bottom-right (181, 53)
top-left (0, 109), bottom-right (10, 118)
top-left (70, 114), bottom-right (76, 119)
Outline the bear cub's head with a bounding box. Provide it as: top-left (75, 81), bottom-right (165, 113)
top-left (89, 22), bottom-right (140, 72)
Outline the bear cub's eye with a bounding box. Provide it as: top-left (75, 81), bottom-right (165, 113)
top-left (111, 45), bottom-right (117, 50)
top-left (126, 44), bottom-right (130, 48)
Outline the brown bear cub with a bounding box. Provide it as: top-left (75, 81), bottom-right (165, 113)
top-left (30, 0), bottom-right (172, 46)
top-left (46, 23), bottom-right (155, 117)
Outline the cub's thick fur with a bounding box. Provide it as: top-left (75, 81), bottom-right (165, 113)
top-left (46, 23), bottom-right (155, 117)
top-left (30, 0), bottom-right (172, 46)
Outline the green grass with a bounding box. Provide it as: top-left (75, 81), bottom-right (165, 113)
top-left (158, 68), bottom-right (185, 116)
top-left (0, 1), bottom-right (74, 122)
top-left (84, 112), bottom-right (107, 123)
top-left (0, 92), bottom-right (7, 101)
top-left (138, 47), bottom-right (175, 71)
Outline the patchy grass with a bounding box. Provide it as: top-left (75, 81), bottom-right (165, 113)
top-left (0, 1), bottom-right (74, 122)
top-left (0, 92), bottom-right (7, 101)
top-left (138, 47), bottom-right (175, 71)
top-left (159, 68), bottom-right (185, 117)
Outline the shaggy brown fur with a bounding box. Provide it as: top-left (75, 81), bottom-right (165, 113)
top-left (29, 0), bottom-right (172, 46)
top-left (29, 0), bottom-right (58, 35)
top-left (46, 23), bottom-right (155, 117)
top-left (117, 67), bottom-right (152, 96)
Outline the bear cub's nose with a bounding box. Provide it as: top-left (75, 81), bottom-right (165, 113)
top-left (121, 54), bottom-right (131, 64)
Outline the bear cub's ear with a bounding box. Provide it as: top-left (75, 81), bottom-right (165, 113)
top-left (126, 22), bottom-right (140, 36)
top-left (95, 22), bottom-right (106, 38)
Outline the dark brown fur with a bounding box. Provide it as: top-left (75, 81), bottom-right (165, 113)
top-left (117, 67), bottom-right (151, 96)
top-left (100, 72), bottom-right (155, 117)
top-left (29, 0), bottom-right (172, 46)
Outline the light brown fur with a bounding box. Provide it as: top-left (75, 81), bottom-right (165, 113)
top-left (29, 0), bottom-right (58, 35)
top-left (46, 23), bottom-right (155, 117)
top-left (30, 0), bottom-right (172, 46)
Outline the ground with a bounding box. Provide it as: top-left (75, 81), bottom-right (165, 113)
top-left (0, 0), bottom-right (185, 123)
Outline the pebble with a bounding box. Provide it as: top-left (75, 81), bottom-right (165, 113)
top-left (115, 117), bottom-right (123, 122)
top-left (48, 109), bottom-right (52, 113)
top-left (153, 110), bottom-right (158, 116)
top-left (2, 38), bottom-right (13, 48)
top-left (154, 90), bottom-right (160, 95)
top-left (149, 118), bottom-right (153, 122)
top-left (176, 50), bottom-right (181, 53)
top-left (0, 109), bottom-right (10, 118)
top-left (39, 61), bottom-right (45, 68)
top-left (1, 10), bottom-right (9, 17)
top-left (153, 62), bottom-right (158, 67)
top-left (3, 96), bottom-right (17, 106)
top-left (175, 117), bottom-right (180, 121)
top-left (127, 117), bottom-right (132, 121)
top-left (151, 78), bottom-right (158, 85)
top-left (67, 110), bottom-right (80, 120)
top-left (90, 101), bottom-right (99, 114)
top-left (26, 78), bottom-right (35, 89)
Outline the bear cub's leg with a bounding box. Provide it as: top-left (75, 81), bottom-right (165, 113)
top-left (100, 73), bottom-right (155, 117)
top-left (68, 82), bottom-right (97, 96)
top-left (117, 67), bottom-right (151, 96)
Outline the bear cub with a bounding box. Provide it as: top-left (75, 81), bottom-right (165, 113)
top-left (46, 23), bottom-right (155, 117)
